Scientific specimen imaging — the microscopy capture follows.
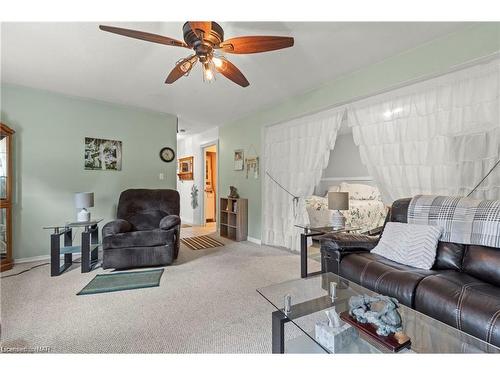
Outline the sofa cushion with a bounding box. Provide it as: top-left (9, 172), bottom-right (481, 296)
top-left (126, 210), bottom-right (167, 231)
top-left (371, 222), bottom-right (442, 270)
top-left (388, 198), bottom-right (411, 223)
top-left (103, 229), bottom-right (173, 249)
top-left (433, 241), bottom-right (466, 271)
top-left (117, 189), bottom-right (180, 219)
top-left (340, 252), bottom-right (436, 307)
top-left (415, 271), bottom-right (500, 347)
top-left (462, 245), bottom-right (500, 287)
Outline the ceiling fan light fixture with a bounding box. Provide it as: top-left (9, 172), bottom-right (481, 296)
top-left (99, 22), bottom-right (294, 87)
top-left (212, 56), bottom-right (224, 69)
top-left (180, 60), bottom-right (192, 73)
top-left (202, 61), bottom-right (216, 83)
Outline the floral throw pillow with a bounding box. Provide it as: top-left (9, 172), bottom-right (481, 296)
top-left (340, 182), bottom-right (381, 201)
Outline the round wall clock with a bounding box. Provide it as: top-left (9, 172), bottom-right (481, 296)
top-left (159, 147), bottom-right (175, 163)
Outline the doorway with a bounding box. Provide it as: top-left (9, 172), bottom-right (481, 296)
top-left (203, 144), bottom-right (217, 226)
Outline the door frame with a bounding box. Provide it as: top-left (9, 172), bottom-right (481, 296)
top-left (200, 140), bottom-right (219, 227)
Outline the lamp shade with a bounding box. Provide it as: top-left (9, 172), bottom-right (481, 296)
top-left (328, 192), bottom-right (349, 210)
top-left (74, 192), bottom-right (94, 209)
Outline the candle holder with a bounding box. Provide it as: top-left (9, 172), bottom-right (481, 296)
top-left (330, 281), bottom-right (337, 303)
top-left (284, 294), bottom-right (292, 314)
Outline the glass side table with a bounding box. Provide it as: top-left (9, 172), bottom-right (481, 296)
top-left (294, 224), bottom-right (360, 278)
top-left (43, 219), bottom-right (102, 276)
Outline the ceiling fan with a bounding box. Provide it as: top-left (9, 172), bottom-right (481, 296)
top-left (99, 22), bottom-right (294, 88)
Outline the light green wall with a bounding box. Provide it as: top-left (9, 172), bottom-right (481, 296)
top-left (1, 84), bottom-right (178, 260)
top-left (219, 23), bottom-right (500, 240)
top-left (219, 121), bottom-right (262, 239)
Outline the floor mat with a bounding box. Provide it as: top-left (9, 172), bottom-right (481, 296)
top-left (77, 269), bottom-right (164, 295)
top-left (181, 235), bottom-right (225, 250)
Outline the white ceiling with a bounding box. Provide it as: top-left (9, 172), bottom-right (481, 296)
top-left (1, 22), bottom-right (470, 133)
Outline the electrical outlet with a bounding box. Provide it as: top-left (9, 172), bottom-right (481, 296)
top-left (159, 173), bottom-right (165, 180)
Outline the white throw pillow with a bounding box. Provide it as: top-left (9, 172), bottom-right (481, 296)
top-left (371, 222), bottom-right (443, 270)
top-left (324, 185), bottom-right (340, 198)
top-left (340, 182), bottom-right (381, 200)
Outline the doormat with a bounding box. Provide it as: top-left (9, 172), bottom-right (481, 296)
top-left (77, 269), bottom-right (164, 295)
top-left (181, 235), bottom-right (225, 250)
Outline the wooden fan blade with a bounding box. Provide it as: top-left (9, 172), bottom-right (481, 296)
top-left (99, 25), bottom-right (188, 48)
top-left (215, 58), bottom-right (249, 87)
top-left (188, 22), bottom-right (212, 39)
top-left (165, 55), bottom-right (197, 84)
top-left (218, 36), bottom-right (294, 54)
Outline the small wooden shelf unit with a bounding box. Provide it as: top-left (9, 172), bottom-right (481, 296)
top-left (219, 197), bottom-right (248, 242)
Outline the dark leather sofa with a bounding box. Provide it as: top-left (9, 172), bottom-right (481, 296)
top-left (102, 189), bottom-right (181, 269)
top-left (320, 198), bottom-right (500, 347)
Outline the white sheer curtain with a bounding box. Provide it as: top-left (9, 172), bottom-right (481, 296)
top-left (262, 107), bottom-right (346, 251)
top-left (350, 59), bottom-right (500, 203)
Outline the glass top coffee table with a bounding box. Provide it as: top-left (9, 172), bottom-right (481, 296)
top-left (257, 273), bottom-right (500, 354)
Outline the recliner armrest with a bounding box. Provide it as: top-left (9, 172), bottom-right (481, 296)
top-left (319, 232), bottom-right (379, 254)
top-left (102, 219), bottom-right (132, 237)
top-left (159, 215), bottom-right (181, 230)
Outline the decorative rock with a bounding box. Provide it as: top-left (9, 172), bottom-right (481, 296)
top-left (348, 294), bottom-right (403, 336)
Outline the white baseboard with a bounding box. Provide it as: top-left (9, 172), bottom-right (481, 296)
top-left (247, 236), bottom-right (262, 245)
top-left (15, 254), bottom-right (50, 264)
top-left (180, 217), bottom-right (194, 226)
top-left (15, 253), bottom-right (82, 264)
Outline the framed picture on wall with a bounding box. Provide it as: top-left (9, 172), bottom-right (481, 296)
top-left (84, 137), bottom-right (122, 171)
top-left (178, 156), bottom-right (194, 181)
top-left (245, 156), bottom-right (259, 179)
top-left (234, 149), bottom-right (244, 171)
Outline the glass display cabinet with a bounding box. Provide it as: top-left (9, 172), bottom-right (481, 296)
top-left (0, 123), bottom-right (14, 272)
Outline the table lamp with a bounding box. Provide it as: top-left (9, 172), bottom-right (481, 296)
top-left (75, 192), bottom-right (94, 222)
top-left (328, 192), bottom-right (349, 229)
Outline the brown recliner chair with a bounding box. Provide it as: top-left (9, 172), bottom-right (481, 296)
top-left (102, 189), bottom-right (181, 270)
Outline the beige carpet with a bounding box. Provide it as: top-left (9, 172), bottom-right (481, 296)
top-left (0, 231), bottom-right (320, 353)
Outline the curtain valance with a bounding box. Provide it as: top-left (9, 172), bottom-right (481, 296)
top-left (349, 59), bottom-right (500, 202)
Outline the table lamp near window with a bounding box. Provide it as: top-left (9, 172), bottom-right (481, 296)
top-left (75, 192), bottom-right (94, 222)
top-left (328, 192), bottom-right (349, 229)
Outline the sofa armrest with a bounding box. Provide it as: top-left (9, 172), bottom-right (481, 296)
top-left (319, 232), bottom-right (379, 254)
top-left (159, 215), bottom-right (181, 231)
top-left (320, 232), bottom-right (380, 275)
top-left (102, 219), bottom-right (132, 237)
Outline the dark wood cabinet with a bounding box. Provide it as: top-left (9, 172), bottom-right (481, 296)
top-left (0, 123), bottom-right (14, 272)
